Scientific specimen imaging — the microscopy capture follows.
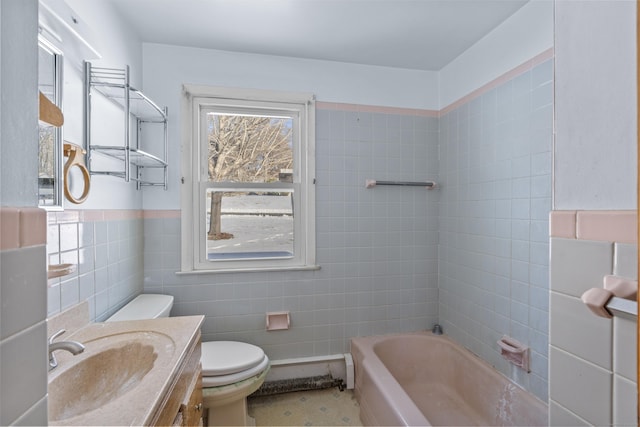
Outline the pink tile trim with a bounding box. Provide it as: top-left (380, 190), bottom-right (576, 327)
top-left (19, 208), bottom-right (46, 247)
top-left (532, 48), bottom-right (555, 66)
top-left (80, 210), bottom-right (105, 222)
top-left (1, 208), bottom-right (20, 250)
top-left (316, 101), bottom-right (439, 117)
top-left (441, 48), bottom-right (555, 115)
top-left (48, 210), bottom-right (145, 225)
top-left (46, 209), bottom-right (181, 225)
top-left (101, 210), bottom-right (143, 220)
top-left (53, 210), bottom-right (80, 224)
top-left (549, 211), bottom-right (576, 239)
top-left (576, 211), bottom-right (637, 244)
top-left (143, 210), bottom-right (181, 219)
top-left (0, 207), bottom-right (46, 250)
top-left (550, 210), bottom-right (638, 243)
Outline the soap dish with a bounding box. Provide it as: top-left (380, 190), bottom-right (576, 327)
top-left (48, 263), bottom-right (77, 279)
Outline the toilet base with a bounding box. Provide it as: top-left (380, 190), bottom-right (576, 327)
top-left (202, 367), bottom-right (269, 426)
top-left (206, 398), bottom-right (255, 427)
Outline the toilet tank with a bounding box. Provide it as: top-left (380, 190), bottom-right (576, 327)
top-left (106, 294), bottom-right (174, 322)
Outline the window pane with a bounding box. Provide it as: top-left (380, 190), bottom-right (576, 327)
top-left (206, 113), bottom-right (293, 183)
top-left (206, 190), bottom-right (294, 260)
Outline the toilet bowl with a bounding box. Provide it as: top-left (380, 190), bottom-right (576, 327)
top-left (107, 294), bottom-right (269, 426)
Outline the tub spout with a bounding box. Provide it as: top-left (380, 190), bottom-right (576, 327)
top-left (431, 324), bottom-right (443, 335)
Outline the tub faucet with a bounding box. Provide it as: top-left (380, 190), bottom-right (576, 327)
top-left (48, 329), bottom-right (85, 371)
top-left (431, 324), bottom-right (443, 335)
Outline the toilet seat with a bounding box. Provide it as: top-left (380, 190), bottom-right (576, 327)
top-left (202, 354), bottom-right (269, 387)
top-left (201, 341), bottom-right (270, 387)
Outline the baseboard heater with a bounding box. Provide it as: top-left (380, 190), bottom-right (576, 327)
top-left (250, 353), bottom-right (354, 397)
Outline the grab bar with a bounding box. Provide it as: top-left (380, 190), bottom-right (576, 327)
top-left (581, 275), bottom-right (638, 320)
top-left (606, 297), bottom-right (637, 321)
top-left (365, 179), bottom-right (437, 189)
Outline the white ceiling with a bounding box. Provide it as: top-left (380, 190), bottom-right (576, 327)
top-left (108, 0), bottom-right (529, 71)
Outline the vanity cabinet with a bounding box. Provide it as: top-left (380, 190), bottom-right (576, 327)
top-left (180, 373), bottom-right (204, 426)
top-left (151, 332), bottom-right (203, 427)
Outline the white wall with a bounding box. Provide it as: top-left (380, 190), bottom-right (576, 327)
top-left (56, 0), bottom-right (145, 209)
top-left (554, 0), bottom-right (637, 210)
top-left (1, 0), bottom-right (39, 207)
top-left (439, 0), bottom-right (554, 109)
top-left (140, 43), bottom-right (439, 210)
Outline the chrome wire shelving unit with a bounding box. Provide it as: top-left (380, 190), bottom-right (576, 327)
top-left (84, 61), bottom-right (168, 189)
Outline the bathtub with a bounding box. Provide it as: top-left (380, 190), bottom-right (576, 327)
top-left (351, 332), bottom-right (547, 426)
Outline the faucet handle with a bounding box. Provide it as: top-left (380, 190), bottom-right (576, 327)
top-left (48, 329), bottom-right (66, 344)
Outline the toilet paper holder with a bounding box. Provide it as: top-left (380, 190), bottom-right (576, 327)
top-left (266, 311), bottom-right (290, 331)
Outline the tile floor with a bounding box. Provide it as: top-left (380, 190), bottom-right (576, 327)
top-left (248, 387), bottom-right (362, 426)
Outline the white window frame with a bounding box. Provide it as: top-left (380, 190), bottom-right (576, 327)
top-left (180, 85), bottom-right (317, 273)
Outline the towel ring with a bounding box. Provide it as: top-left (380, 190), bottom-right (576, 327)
top-left (63, 142), bottom-right (90, 204)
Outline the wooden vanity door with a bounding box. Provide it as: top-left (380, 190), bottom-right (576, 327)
top-left (180, 369), bottom-right (203, 426)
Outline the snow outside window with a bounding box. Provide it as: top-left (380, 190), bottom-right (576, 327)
top-left (181, 86), bottom-right (317, 273)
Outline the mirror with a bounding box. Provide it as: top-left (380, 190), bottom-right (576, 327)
top-left (38, 36), bottom-right (64, 210)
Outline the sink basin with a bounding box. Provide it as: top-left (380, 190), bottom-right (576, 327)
top-left (49, 341), bottom-right (157, 422)
top-left (48, 330), bottom-right (175, 424)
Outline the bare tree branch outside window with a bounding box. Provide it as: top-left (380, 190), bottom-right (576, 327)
top-left (206, 114), bottom-right (293, 240)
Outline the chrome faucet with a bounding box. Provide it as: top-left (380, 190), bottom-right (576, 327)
top-left (48, 329), bottom-right (85, 371)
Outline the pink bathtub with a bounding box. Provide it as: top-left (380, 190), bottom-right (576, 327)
top-left (351, 332), bottom-right (547, 426)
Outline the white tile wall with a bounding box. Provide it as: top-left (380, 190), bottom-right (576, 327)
top-left (550, 291), bottom-right (611, 369)
top-left (0, 246), bottom-right (47, 340)
top-left (10, 397), bottom-right (48, 427)
top-left (613, 243), bottom-right (638, 279)
top-left (613, 374), bottom-right (637, 426)
top-left (47, 215), bottom-right (144, 322)
top-left (549, 400), bottom-right (590, 426)
top-left (614, 316), bottom-right (637, 382)
top-left (0, 209), bottom-right (47, 427)
top-left (438, 59), bottom-right (553, 401)
top-left (144, 108), bottom-right (441, 359)
top-left (549, 346), bottom-right (612, 426)
top-left (550, 236), bottom-right (637, 426)
top-left (549, 238), bottom-right (613, 298)
top-left (0, 320), bottom-right (47, 426)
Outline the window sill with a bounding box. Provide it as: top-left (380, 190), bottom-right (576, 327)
top-left (176, 265), bottom-right (321, 275)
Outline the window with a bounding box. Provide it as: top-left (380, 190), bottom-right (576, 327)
top-left (181, 86), bottom-right (316, 273)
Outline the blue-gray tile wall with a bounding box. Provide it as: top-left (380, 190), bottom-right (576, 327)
top-left (438, 59), bottom-right (553, 402)
top-left (143, 109), bottom-right (441, 360)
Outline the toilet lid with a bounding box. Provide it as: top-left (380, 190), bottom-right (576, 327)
top-left (202, 355), bottom-right (269, 387)
top-left (201, 341), bottom-right (266, 376)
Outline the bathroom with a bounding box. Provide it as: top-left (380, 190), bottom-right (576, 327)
top-left (0, 0), bottom-right (637, 425)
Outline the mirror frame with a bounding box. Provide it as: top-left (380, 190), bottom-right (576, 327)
top-left (38, 35), bottom-right (64, 211)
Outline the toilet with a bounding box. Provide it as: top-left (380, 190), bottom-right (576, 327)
top-left (107, 294), bottom-right (269, 426)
